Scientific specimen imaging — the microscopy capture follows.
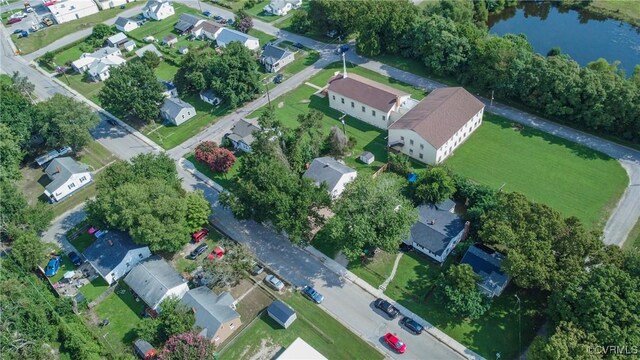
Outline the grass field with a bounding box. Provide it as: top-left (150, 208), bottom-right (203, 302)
top-left (445, 113), bottom-right (628, 228)
top-left (79, 277), bottom-right (109, 303)
top-left (93, 283), bottom-right (145, 355)
top-left (220, 293), bottom-right (383, 360)
top-left (348, 251), bottom-right (397, 289)
top-left (62, 72), bottom-right (104, 104)
top-left (248, 28), bottom-right (278, 46)
top-left (12, 2), bottom-right (140, 54)
top-left (244, 0), bottom-right (279, 22)
top-left (155, 61), bottom-right (179, 81)
top-left (623, 219), bottom-right (640, 252)
top-left (587, 0), bottom-right (640, 26)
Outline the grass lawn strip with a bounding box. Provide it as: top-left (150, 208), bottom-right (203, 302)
top-left (93, 283), bottom-right (145, 354)
top-left (186, 151), bottom-right (243, 191)
top-left (348, 250), bottom-right (397, 289)
top-left (445, 113), bottom-right (628, 228)
top-left (248, 28), bottom-right (278, 46)
top-left (219, 293), bottom-right (383, 360)
top-left (12, 2), bottom-right (140, 54)
top-left (79, 277), bottom-right (110, 303)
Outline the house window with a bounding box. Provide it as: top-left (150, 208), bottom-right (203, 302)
top-left (68, 183), bottom-right (76, 190)
top-left (139, 254), bottom-right (144, 258)
top-left (351, 101), bottom-right (354, 108)
top-left (400, 136), bottom-right (404, 141)
top-left (182, 115), bottom-right (185, 119)
top-left (437, 156), bottom-right (441, 162)
top-left (419, 153), bottom-right (423, 159)
top-left (409, 149), bottom-right (413, 154)
top-left (464, 132), bottom-right (467, 137)
top-left (382, 115), bottom-right (386, 121)
top-left (79, 176), bottom-right (87, 182)
top-left (332, 95), bottom-right (335, 100)
top-left (420, 144), bottom-right (424, 150)
top-left (362, 106), bottom-right (365, 112)
top-left (341, 97), bottom-right (344, 104)
top-left (410, 139), bottom-right (414, 145)
top-left (372, 110), bottom-right (376, 116)
top-left (230, 323), bottom-right (235, 329)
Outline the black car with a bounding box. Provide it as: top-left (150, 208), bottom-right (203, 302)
top-left (400, 316), bottom-right (424, 334)
top-left (374, 298), bottom-right (400, 319)
top-left (188, 244), bottom-right (209, 260)
top-left (68, 251), bottom-right (83, 266)
top-left (292, 42), bottom-right (304, 49)
top-left (273, 74), bottom-right (284, 84)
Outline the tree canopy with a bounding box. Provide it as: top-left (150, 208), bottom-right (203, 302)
top-left (434, 264), bottom-right (490, 319)
top-left (413, 167), bottom-right (456, 204)
top-left (159, 332), bottom-right (216, 360)
top-left (35, 94), bottom-right (100, 150)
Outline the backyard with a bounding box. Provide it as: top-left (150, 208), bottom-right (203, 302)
top-left (12, 2), bottom-right (141, 54)
top-left (219, 293), bottom-right (384, 360)
top-left (446, 113), bottom-right (628, 228)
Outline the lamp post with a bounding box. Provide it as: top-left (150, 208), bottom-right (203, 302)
top-left (515, 294), bottom-right (521, 360)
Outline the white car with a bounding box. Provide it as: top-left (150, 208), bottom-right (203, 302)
top-left (265, 274), bottom-right (285, 291)
top-left (10, 12), bottom-right (28, 19)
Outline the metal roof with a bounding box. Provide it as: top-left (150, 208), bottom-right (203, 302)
top-left (82, 231), bottom-right (146, 278)
top-left (267, 300), bottom-right (295, 322)
top-left (410, 203), bottom-right (464, 257)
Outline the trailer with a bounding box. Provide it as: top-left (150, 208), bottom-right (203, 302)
top-left (35, 146), bottom-right (72, 167)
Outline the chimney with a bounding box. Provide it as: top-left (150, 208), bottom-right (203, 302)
top-left (462, 221), bottom-right (471, 241)
top-left (342, 52), bottom-right (347, 79)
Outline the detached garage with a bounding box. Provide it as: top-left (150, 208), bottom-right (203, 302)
top-left (267, 300), bottom-right (296, 329)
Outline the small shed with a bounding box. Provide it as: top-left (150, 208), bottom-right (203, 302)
top-left (123, 40), bottom-right (136, 52)
top-left (178, 46), bottom-right (189, 54)
top-left (359, 151), bottom-right (374, 164)
top-left (267, 300), bottom-right (296, 328)
top-left (163, 34), bottom-right (178, 46)
top-left (133, 339), bottom-right (156, 360)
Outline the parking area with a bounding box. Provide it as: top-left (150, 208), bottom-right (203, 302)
top-left (3, 3), bottom-right (53, 34)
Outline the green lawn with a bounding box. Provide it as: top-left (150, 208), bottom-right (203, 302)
top-left (77, 140), bottom-right (116, 170)
top-left (145, 93), bottom-right (232, 149)
top-left (93, 283), bottom-right (145, 354)
top-left (348, 251), bottom-right (397, 289)
top-left (220, 293), bottom-right (383, 360)
top-left (42, 253), bottom-right (76, 284)
top-left (12, 2), bottom-right (141, 54)
top-left (623, 219), bottom-right (640, 252)
top-left (61, 72), bottom-right (104, 104)
top-left (248, 28), bottom-right (278, 46)
top-left (588, 0), bottom-right (640, 26)
top-left (186, 151), bottom-right (243, 190)
top-left (79, 277), bottom-right (109, 303)
top-left (50, 181), bottom-right (97, 218)
top-left (446, 113), bottom-right (628, 228)
top-left (70, 232), bottom-right (95, 253)
top-left (155, 60), bottom-right (180, 81)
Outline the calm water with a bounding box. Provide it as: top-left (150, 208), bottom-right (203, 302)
top-left (488, 2), bottom-right (640, 76)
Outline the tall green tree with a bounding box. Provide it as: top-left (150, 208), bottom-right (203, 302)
top-left (185, 191), bottom-right (211, 232)
top-left (414, 166), bottom-right (456, 204)
top-left (10, 230), bottom-right (47, 270)
top-left (35, 94), bottom-right (100, 150)
top-left (0, 124), bottom-right (23, 182)
top-left (0, 80), bottom-right (36, 149)
top-left (326, 174), bottom-right (417, 260)
top-left (434, 264), bottom-right (490, 319)
top-left (141, 50), bottom-right (161, 69)
top-left (528, 322), bottom-right (601, 360)
top-left (210, 42), bottom-right (261, 108)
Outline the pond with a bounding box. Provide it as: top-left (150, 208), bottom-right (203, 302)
top-left (488, 2), bottom-right (640, 76)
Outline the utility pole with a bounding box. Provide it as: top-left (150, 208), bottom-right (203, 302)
top-left (339, 113), bottom-right (346, 134)
top-left (515, 294), bottom-right (521, 360)
top-left (490, 90), bottom-right (494, 106)
top-left (265, 81), bottom-right (272, 109)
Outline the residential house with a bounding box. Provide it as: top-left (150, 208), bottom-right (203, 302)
top-left (216, 28), bottom-right (260, 50)
top-left (460, 244), bottom-right (510, 298)
top-left (405, 199), bottom-right (468, 264)
top-left (267, 300), bottom-right (296, 328)
top-left (174, 13), bottom-right (204, 34)
top-left (192, 21), bottom-right (222, 40)
top-left (161, 97), bottom-right (196, 126)
top-left (43, 157), bottom-right (92, 202)
top-left (327, 72), bottom-right (414, 130)
top-left (277, 338), bottom-right (328, 360)
top-left (260, 44), bottom-right (295, 73)
top-left (224, 119), bottom-right (260, 152)
top-left (303, 157), bottom-right (357, 199)
top-left (359, 151), bottom-right (374, 165)
top-left (135, 44), bottom-right (163, 58)
top-left (263, 0), bottom-right (302, 16)
top-left (142, 0), bottom-right (175, 21)
top-left (199, 89), bottom-right (221, 106)
top-left (161, 81), bottom-right (178, 98)
top-left (95, 0), bottom-right (128, 10)
top-left (123, 40), bottom-right (136, 52)
top-left (162, 34), bottom-right (178, 46)
top-left (46, 0), bottom-right (99, 24)
top-left (124, 255), bottom-right (189, 311)
top-left (388, 87), bottom-right (485, 165)
top-left (106, 32), bottom-right (129, 47)
top-left (115, 17), bottom-right (139, 32)
top-left (71, 47), bottom-right (126, 81)
top-left (82, 231), bottom-right (152, 285)
top-left (180, 287), bottom-right (241, 345)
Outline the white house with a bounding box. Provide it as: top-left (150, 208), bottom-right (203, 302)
top-left (162, 34), bottom-right (178, 46)
top-left (71, 47), bottom-right (126, 82)
top-left (216, 28), bottom-right (260, 50)
top-left (95, 0), bottom-right (128, 10)
top-left (43, 157), bottom-right (92, 202)
top-left (303, 157), bottom-right (357, 199)
top-left (277, 338), bottom-right (328, 360)
top-left (388, 87), bottom-right (485, 165)
top-left (46, 0), bottom-right (99, 24)
top-left (263, 0), bottom-right (302, 16)
top-left (123, 40), bottom-right (136, 52)
top-left (124, 256), bottom-right (189, 311)
top-left (106, 32), bottom-right (128, 47)
top-left (142, 0), bottom-right (175, 21)
top-left (405, 200), bottom-right (468, 264)
top-left (161, 97), bottom-right (196, 126)
top-left (82, 231), bottom-right (152, 285)
top-left (115, 17), bottom-right (139, 32)
top-left (224, 119), bottom-right (260, 153)
top-left (327, 72), bottom-right (414, 130)
top-left (161, 81), bottom-right (178, 98)
top-left (260, 44), bottom-right (295, 73)
top-left (199, 89), bottom-right (221, 106)
top-left (193, 20), bottom-right (223, 40)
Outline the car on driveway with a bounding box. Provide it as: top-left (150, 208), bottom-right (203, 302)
top-left (68, 252), bottom-right (83, 266)
top-left (250, 263), bottom-right (264, 275)
top-left (45, 256), bottom-right (61, 277)
top-left (374, 298), bottom-right (400, 319)
top-left (265, 274), bottom-right (285, 291)
top-left (191, 228), bottom-right (209, 242)
top-left (400, 316), bottom-right (424, 334)
top-left (302, 286), bottom-right (324, 304)
top-left (189, 243), bottom-right (209, 260)
top-left (273, 74), bottom-right (284, 84)
top-left (384, 332), bottom-right (407, 354)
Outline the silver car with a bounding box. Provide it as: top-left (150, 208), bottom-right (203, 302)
top-left (265, 274), bottom-right (285, 291)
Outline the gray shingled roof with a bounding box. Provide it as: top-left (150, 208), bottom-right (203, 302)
top-left (115, 16), bottom-right (134, 28)
top-left (227, 119), bottom-right (260, 146)
top-left (135, 44), bottom-right (163, 58)
top-left (267, 300), bottom-right (295, 323)
top-left (124, 255), bottom-right (187, 309)
top-left (410, 203), bottom-right (464, 257)
top-left (82, 231), bottom-right (145, 278)
top-left (389, 87), bottom-right (485, 149)
top-left (328, 73), bottom-right (409, 112)
top-left (461, 244), bottom-right (509, 296)
top-left (303, 157), bottom-right (356, 192)
top-left (161, 97), bottom-right (195, 120)
top-left (261, 44), bottom-right (293, 66)
top-left (216, 28), bottom-right (258, 46)
top-left (175, 13), bottom-right (202, 32)
top-left (181, 287), bottom-right (239, 339)
top-left (44, 157), bottom-right (89, 194)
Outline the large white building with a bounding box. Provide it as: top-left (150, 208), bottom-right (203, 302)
top-left (327, 72), bottom-right (414, 130)
top-left (388, 87), bottom-right (484, 165)
top-left (46, 0), bottom-right (99, 24)
top-left (142, 0), bottom-right (175, 21)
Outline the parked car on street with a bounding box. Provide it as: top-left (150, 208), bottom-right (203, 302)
top-left (213, 15), bottom-right (222, 20)
top-left (203, 11), bottom-right (211, 17)
top-left (400, 316), bottom-right (424, 334)
top-left (384, 333), bottom-right (407, 354)
top-left (45, 256), bottom-right (61, 277)
top-left (13, 28), bottom-right (23, 34)
top-left (273, 74), bottom-right (284, 84)
top-left (335, 44), bottom-right (350, 54)
top-left (265, 274), bottom-right (285, 291)
top-left (250, 263), bottom-right (264, 275)
top-left (68, 252), bottom-right (83, 266)
top-left (188, 243), bottom-right (209, 260)
top-left (374, 298), bottom-right (400, 319)
top-left (302, 286), bottom-right (324, 304)
top-left (227, 18), bottom-right (233, 25)
top-left (191, 228), bottom-right (209, 242)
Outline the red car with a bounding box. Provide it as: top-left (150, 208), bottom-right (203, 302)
top-left (207, 246), bottom-right (225, 260)
top-left (7, 17), bottom-right (22, 25)
top-left (384, 333), bottom-right (406, 354)
top-left (191, 228), bottom-right (209, 242)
